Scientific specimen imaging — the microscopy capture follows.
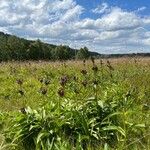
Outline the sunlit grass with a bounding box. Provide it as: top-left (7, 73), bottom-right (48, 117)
top-left (0, 58), bottom-right (150, 150)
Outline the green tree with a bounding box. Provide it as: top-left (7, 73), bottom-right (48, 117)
top-left (28, 39), bottom-right (43, 60)
top-left (76, 47), bottom-right (89, 60)
top-left (51, 45), bottom-right (72, 60)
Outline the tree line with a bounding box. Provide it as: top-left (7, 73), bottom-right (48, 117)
top-left (0, 32), bottom-right (96, 61)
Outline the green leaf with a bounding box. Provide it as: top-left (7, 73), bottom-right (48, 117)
top-left (135, 124), bottom-right (145, 128)
top-left (104, 143), bottom-right (109, 150)
top-left (37, 132), bottom-right (49, 144)
top-left (98, 100), bottom-right (104, 108)
top-left (102, 126), bottom-right (126, 137)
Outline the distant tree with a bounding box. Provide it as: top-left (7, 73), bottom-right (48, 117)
top-left (42, 44), bottom-right (52, 60)
top-left (28, 39), bottom-right (43, 60)
top-left (51, 45), bottom-right (72, 60)
top-left (0, 32), bottom-right (100, 61)
top-left (6, 36), bottom-right (26, 60)
top-left (76, 47), bottom-right (89, 59)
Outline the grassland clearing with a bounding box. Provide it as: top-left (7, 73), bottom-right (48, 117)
top-left (0, 58), bottom-right (150, 150)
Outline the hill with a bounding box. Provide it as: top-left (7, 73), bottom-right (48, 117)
top-left (0, 31), bottom-right (149, 61)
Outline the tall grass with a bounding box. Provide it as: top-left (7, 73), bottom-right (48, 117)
top-left (0, 58), bottom-right (150, 149)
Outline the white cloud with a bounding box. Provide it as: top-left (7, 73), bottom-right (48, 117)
top-left (0, 0), bottom-right (150, 53)
top-left (137, 6), bottom-right (146, 12)
top-left (62, 5), bottom-right (84, 22)
top-left (92, 3), bottom-right (109, 14)
top-left (93, 7), bottom-right (140, 31)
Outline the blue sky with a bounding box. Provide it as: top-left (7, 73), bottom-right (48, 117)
top-left (77, 0), bottom-right (150, 18)
top-left (0, 0), bottom-right (150, 54)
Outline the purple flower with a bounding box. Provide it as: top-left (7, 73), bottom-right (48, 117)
top-left (58, 88), bottom-right (65, 97)
top-left (81, 69), bottom-right (87, 75)
top-left (60, 75), bottom-right (68, 86)
top-left (16, 79), bottom-right (23, 85)
top-left (82, 80), bottom-right (88, 87)
top-left (40, 87), bottom-right (47, 95)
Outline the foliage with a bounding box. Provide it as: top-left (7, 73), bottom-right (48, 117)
top-left (0, 32), bottom-right (99, 61)
top-left (0, 58), bottom-right (150, 149)
top-left (76, 47), bottom-right (90, 60)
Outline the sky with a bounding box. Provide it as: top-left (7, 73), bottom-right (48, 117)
top-left (0, 0), bottom-right (150, 54)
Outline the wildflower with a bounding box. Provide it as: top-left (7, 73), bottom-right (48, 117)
top-left (82, 80), bottom-right (87, 87)
top-left (39, 78), bottom-right (44, 83)
top-left (39, 78), bottom-right (50, 85)
top-left (81, 69), bottom-right (87, 75)
top-left (92, 65), bottom-right (98, 72)
top-left (16, 79), bottom-right (23, 85)
top-left (107, 60), bottom-right (114, 71)
top-left (40, 87), bottom-right (47, 95)
top-left (63, 63), bottom-right (67, 68)
top-left (60, 75), bottom-right (68, 86)
top-left (100, 60), bottom-right (103, 66)
top-left (18, 90), bottom-right (24, 96)
top-left (83, 59), bottom-right (86, 66)
top-left (58, 87), bottom-right (65, 97)
top-left (44, 79), bottom-right (50, 85)
top-left (73, 76), bottom-right (78, 81)
top-left (93, 80), bottom-right (98, 85)
top-left (91, 56), bottom-right (95, 64)
top-left (20, 107), bottom-right (26, 114)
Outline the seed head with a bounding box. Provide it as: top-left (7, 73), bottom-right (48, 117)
top-left (73, 76), bottom-right (78, 81)
top-left (60, 75), bottom-right (68, 86)
top-left (40, 87), bottom-right (47, 95)
top-left (93, 80), bottom-right (98, 85)
top-left (81, 69), bottom-right (87, 75)
top-left (20, 107), bottom-right (26, 114)
top-left (83, 59), bottom-right (86, 66)
top-left (44, 79), bottom-right (50, 85)
top-left (58, 88), bottom-right (65, 97)
top-left (92, 65), bottom-right (98, 72)
top-left (82, 80), bottom-right (87, 87)
top-left (100, 60), bottom-right (103, 66)
top-left (39, 78), bottom-right (44, 83)
top-left (18, 90), bottom-right (24, 96)
top-left (16, 79), bottom-right (23, 85)
top-left (91, 56), bottom-right (95, 64)
top-left (107, 60), bottom-right (114, 71)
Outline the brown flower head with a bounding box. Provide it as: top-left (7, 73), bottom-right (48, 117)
top-left (92, 65), bottom-right (98, 72)
top-left (40, 87), bottom-right (47, 95)
top-left (18, 90), bottom-right (24, 96)
top-left (60, 75), bottom-right (68, 86)
top-left (73, 76), bottom-right (78, 81)
top-left (100, 60), bottom-right (103, 66)
top-left (91, 56), bottom-right (95, 64)
top-left (107, 60), bottom-right (114, 71)
top-left (44, 79), bottom-right (50, 85)
top-left (16, 79), bottom-right (23, 85)
top-left (83, 59), bottom-right (86, 66)
top-left (20, 107), bottom-right (26, 114)
top-left (81, 69), bottom-right (87, 75)
top-left (82, 80), bottom-right (88, 87)
top-left (58, 87), bottom-right (65, 97)
top-left (39, 78), bottom-right (43, 83)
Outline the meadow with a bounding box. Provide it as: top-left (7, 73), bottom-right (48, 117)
top-left (0, 58), bottom-right (150, 150)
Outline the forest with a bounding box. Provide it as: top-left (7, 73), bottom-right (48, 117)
top-left (0, 32), bottom-right (100, 61)
top-left (0, 32), bottom-right (150, 62)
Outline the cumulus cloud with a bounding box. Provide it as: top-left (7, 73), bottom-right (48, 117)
top-left (0, 0), bottom-right (150, 53)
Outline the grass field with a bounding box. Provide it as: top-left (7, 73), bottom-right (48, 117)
top-left (0, 58), bottom-right (150, 150)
